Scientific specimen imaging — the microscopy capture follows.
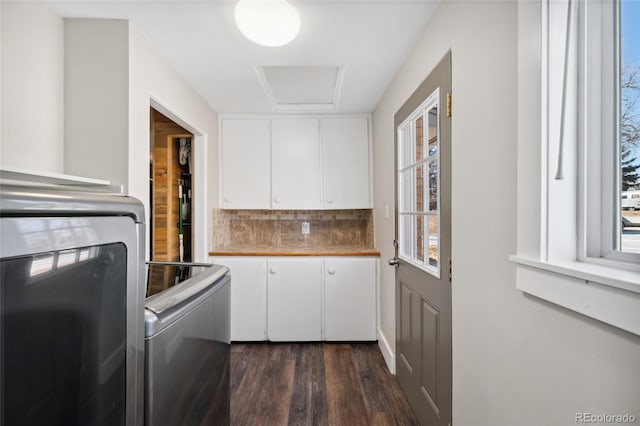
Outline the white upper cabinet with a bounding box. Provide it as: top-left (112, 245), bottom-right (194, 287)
top-left (271, 119), bottom-right (322, 209)
top-left (220, 119), bottom-right (271, 209)
top-left (320, 117), bottom-right (371, 209)
top-left (219, 115), bottom-right (371, 210)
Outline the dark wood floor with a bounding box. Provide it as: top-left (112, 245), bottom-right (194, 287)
top-left (230, 342), bottom-right (419, 426)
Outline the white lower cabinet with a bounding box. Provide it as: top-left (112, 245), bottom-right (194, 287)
top-left (324, 258), bottom-right (377, 341)
top-left (214, 257), bottom-right (268, 341)
top-left (267, 258), bottom-right (323, 341)
top-left (215, 256), bottom-right (377, 342)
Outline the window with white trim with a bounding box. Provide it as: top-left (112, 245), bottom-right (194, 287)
top-left (540, 0), bottom-right (640, 269)
top-left (575, 0), bottom-right (640, 265)
top-left (512, 0), bottom-right (640, 336)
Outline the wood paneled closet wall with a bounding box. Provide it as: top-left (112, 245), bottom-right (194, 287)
top-left (150, 108), bottom-right (193, 262)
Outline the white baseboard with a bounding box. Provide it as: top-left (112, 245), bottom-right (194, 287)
top-left (377, 328), bottom-right (396, 374)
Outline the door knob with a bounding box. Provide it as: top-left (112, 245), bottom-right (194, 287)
top-left (327, 267), bottom-right (335, 275)
top-left (388, 258), bottom-right (400, 267)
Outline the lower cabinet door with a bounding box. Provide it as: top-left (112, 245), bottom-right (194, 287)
top-left (215, 257), bottom-right (267, 341)
top-left (267, 258), bottom-right (323, 341)
top-left (324, 258), bottom-right (377, 341)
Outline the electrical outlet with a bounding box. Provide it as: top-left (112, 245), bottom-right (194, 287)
top-left (302, 221), bottom-right (310, 235)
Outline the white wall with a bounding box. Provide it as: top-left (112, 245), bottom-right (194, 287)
top-left (64, 19), bottom-right (129, 188)
top-left (1, 4), bottom-right (219, 261)
top-left (64, 19), bottom-right (219, 260)
top-left (128, 25), bottom-right (219, 262)
top-left (372, 1), bottom-right (640, 425)
top-left (0, 1), bottom-right (64, 172)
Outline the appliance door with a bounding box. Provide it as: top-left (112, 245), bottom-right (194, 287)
top-left (0, 215), bottom-right (144, 426)
top-left (144, 266), bottom-right (230, 426)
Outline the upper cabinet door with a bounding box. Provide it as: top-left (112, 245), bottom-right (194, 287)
top-left (271, 119), bottom-right (322, 209)
top-left (321, 117), bottom-right (371, 209)
top-left (221, 119), bottom-right (271, 209)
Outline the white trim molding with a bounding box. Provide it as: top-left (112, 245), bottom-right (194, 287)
top-left (512, 258), bottom-right (640, 336)
top-left (377, 328), bottom-right (396, 375)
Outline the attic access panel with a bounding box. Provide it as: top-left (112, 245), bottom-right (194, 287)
top-left (258, 66), bottom-right (343, 111)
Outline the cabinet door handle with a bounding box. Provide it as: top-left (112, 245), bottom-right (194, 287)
top-left (327, 199), bottom-right (333, 204)
top-left (224, 196), bottom-right (230, 203)
top-left (327, 267), bottom-right (335, 275)
top-left (269, 267), bottom-right (278, 274)
top-left (273, 197), bottom-right (280, 204)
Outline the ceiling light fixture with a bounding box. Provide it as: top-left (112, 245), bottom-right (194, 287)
top-left (234, 0), bottom-right (301, 47)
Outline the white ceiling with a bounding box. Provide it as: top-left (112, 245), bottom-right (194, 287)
top-left (45, 0), bottom-right (438, 114)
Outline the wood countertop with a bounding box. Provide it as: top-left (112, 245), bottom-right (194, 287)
top-left (209, 247), bottom-right (380, 257)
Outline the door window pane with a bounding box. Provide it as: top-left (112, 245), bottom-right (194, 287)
top-left (429, 160), bottom-right (438, 212)
top-left (416, 215), bottom-right (425, 262)
top-left (428, 215), bottom-right (439, 268)
top-left (400, 214), bottom-right (413, 258)
top-left (397, 89), bottom-right (441, 277)
top-left (400, 169), bottom-right (414, 212)
top-left (399, 125), bottom-right (413, 169)
top-left (428, 106), bottom-right (438, 158)
top-left (416, 164), bottom-right (425, 212)
top-left (416, 116), bottom-right (425, 161)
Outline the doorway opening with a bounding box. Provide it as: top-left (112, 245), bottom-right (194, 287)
top-left (149, 108), bottom-right (194, 262)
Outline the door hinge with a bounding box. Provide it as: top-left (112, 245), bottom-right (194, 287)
top-left (446, 92), bottom-right (452, 117)
top-left (448, 258), bottom-right (452, 281)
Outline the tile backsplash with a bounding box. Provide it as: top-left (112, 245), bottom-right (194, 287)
top-left (212, 209), bottom-right (375, 249)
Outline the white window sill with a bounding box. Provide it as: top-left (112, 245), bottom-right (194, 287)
top-left (509, 255), bottom-right (640, 336)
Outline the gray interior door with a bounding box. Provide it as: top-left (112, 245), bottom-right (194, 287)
top-left (392, 52), bottom-right (451, 426)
